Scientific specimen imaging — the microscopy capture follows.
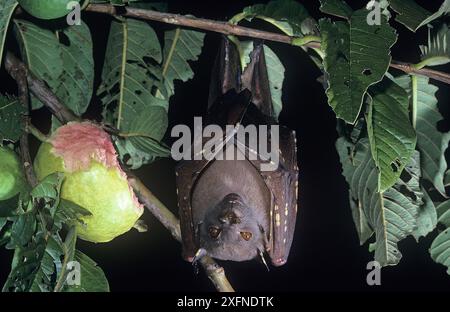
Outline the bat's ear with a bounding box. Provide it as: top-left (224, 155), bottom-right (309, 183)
top-left (241, 42), bottom-right (274, 118)
top-left (208, 36), bottom-right (241, 110)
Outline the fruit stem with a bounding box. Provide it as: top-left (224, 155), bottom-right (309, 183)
top-left (26, 122), bottom-right (49, 142)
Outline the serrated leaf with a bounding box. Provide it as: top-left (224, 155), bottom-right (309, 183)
top-left (240, 42), bottom-right (285, 119)
top-left (64, 250), bottom-right (109, 292)
top-left (0, 95), bottom-right (25, 142)
top-left (13, 19), bottom-right (63, 110)
top-left (396, 75), bottom-right (450, 196)
top-left (319, 8), bottom-right (397, 124)
top-left (430, 227), bottom-right (450, 275)
top-left (0, 0), bottom-right (18, 66)
top-left (231, 0), bottom-right (312, 36)
top-left (419, 24), bottom-right (450, 67)
top-left (162, 28), bottom-right (205, 97)
top-left (366, 78), bottom-right (417, 192)
top-left (337, 138), bottom-right (422, 266)
top-left (56, 22), bottom-right (94, 116)
top-left (319, 0), bottom-right (352, 19)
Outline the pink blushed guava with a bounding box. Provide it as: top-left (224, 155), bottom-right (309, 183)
top-left (0, 146), bottom-right (26, 201)
top-left (33, 122), bottom-right (144, 243)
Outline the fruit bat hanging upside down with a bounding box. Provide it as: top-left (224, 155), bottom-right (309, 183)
top-left (175, 37), bottom-right (299, 267)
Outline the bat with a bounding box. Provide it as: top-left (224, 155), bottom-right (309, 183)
top-left (175, 37), bottom-right (299, 267)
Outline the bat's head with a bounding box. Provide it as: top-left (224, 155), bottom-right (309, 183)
top-left (198, 193), bottom-right (266, 262)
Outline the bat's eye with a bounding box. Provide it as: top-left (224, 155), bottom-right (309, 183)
top-left (240, 231), bottom-right (253, 241)
top-left (208, 226), bottom-right (221, 239)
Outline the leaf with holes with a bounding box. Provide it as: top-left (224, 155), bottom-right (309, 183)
top-left (366, 77), bottom-right (417, 192)
top-left (13, 19), bottom-right (63, 110)
top-left (319, 8), bottom-right (397, 124)
top-left (337, 138), bottom-right (422, 266)
top-left (99, 18), bottom-right (168, 166)
top-left (396, 75), bottom-right (450, 196)
top-left (56, 22), bottom-right (94, 116)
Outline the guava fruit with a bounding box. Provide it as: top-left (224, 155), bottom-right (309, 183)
top-left (18, 0), bottom-right (81, 20)
top-left (0, 146), bottom-right (26, 201)
top-left (34, 122), bottom-right (144, 243)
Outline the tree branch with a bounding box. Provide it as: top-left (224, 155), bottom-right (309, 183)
top-left (4, 53), bottom-right (37, 187)
top-left (85, 4), bottom-right (450, 86)
top-left (85, 4), bottom-right (320, 48)
top-left (4, 52), bottom-right (234, 292)
top-left (128, 177), bottom-right (234, 292)
top-left (5, 52), bottom-right (80, 125)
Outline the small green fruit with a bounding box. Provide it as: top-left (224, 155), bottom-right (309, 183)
top-left (0, 146), bottom-right (25, 201)
top-left (34, 122), bottom-right (144, 243)
top-left (18, 0), bottom-right (81, 20)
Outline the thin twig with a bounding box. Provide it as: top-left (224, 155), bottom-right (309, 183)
top-left (129, 177), bottom-right (235, 292)
top-left (85, 4), bottom-right (450, 85)
top-left (390, 60), bottom-right (450, 85)
top-left (4, 53), bottom-right (37, 187)
top-left (4, 52), bottom-right (234, 292)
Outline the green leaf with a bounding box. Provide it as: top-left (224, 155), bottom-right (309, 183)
top-left (0, 0), bottom-right (18, 66)
top-left (0, 95), bottom-right (25, 143)
top-left (437, 200), bottom-right (450, 226)
top-left (31, 173), bottom-right (64, 201)
top-left (390, 0), bottom-right (450, 32)
top-left (121, 105), bottom-right (171, 158)
top-left (231, 0), bottom-right (312, 37)
top-left (53, 226), bottom-right (77, 292)
top-left (389, 0), bottom-right (432, 32)
top-left (366, 78), bottom-right (417, 192)
top-left (162, 28), bottom-right (205, 98)
top-left (430, 227), bottom-right (450, 275)
top-left (319, 0), bottom-right (353, 19)
top-left (64, 250), bottom-right (110, 292)
top-left (99, 19), bottom-right (168, 166)
top-left (13, 19), bottom-right (63, 110)
top-left (319, 8), bottom-right (397, 124)
top-left (419, 24), bottom-right (450, 67)
top-left (55, 22), bottom-right (94, 116)
top-left (2, 172), bottom-right (88, 292)
top-left (240, 41), bottom-right (285, 119)
top-left (412, 188), bottom-right (438, 240)
top-left (337, 138), bottom-right (422, 266)
top-left (395, 75), bottom-right (450, 196)
top-left (337, 137), bottom-right (373, 244)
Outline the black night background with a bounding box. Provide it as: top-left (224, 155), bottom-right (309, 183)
top-left (0, 0), bottom-right (449, 292)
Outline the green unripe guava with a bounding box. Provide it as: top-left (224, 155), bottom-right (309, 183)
top-left (18, 0), bottom-right (81, 20)
top-left (34, 122), bottom-right (144, 243)
top-left (0, 146), bottom-right (26, 201)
